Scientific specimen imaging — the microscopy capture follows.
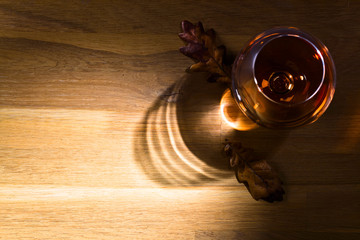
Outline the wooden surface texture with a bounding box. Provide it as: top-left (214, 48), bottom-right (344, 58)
top-left (1, 0), bottom-right (360, 239)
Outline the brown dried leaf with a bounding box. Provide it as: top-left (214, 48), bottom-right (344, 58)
top-left (224, 142), bottom-right (285, 202)
top-left (179, 20), bottom-right (231, 83)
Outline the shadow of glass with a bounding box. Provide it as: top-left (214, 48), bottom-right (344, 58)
top-left (175, 73), bottom-right (229, 170)
top-left (133, 73), bottom-right (289, 186)
top-left (176, 73), bottom-right (289, 171)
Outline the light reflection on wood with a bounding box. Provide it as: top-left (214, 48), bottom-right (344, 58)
top-left (220, 89), bottom-right (258, 131)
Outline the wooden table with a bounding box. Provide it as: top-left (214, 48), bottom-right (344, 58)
top-left (1, 1), bottom-right (359, 239)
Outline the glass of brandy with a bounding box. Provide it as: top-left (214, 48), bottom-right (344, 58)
top-left (231, 27), bottom-right (336, 128)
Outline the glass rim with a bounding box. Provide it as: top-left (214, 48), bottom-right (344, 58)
top-left (230, 26), bottom-right (336, 128)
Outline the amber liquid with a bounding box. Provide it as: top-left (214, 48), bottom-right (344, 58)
top-left (255, 36), bottom-right (324, 104)
top-left (232, 28), bottom-right (335, 128)
top-left (242, 35), bottom-right (334, 126)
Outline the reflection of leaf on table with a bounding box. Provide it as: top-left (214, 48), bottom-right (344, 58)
top-left (225, 142), bottom-right (285, 202)
top-left (178, 20), bottom-right (232, 83)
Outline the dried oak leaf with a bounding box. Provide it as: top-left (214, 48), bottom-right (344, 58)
top-left (224, 142), bottom-right (285, 202)
top-left (178, 20), bottom-right (231, 83)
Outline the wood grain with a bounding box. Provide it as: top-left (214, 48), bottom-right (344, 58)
top-left (1, 0), bottom-right (360, 239)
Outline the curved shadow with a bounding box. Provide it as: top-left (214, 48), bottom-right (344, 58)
top-left (134, 73), bottom-right (289, 186)
top-left (175, 74), bottom-right (230, 170)
top-left (133, 73), bottom-right (232, 186)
